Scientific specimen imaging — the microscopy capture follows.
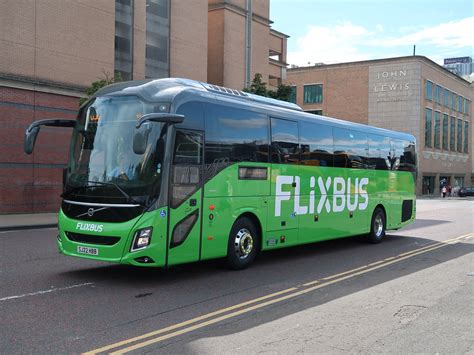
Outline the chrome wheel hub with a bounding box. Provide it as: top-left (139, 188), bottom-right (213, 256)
top-left (374, 215), bottom-right (384, 237)
top-left (234, 228), bottom-right (254, 259)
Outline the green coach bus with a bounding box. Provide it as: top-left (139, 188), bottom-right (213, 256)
top-left (24, 78), bottom-right (416, 269)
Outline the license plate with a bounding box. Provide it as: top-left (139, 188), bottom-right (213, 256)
top-left (77, 246), bottom-right (99, 256)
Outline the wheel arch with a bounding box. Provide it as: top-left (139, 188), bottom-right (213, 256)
top-left (373, 203), bottom-right (387, 226)
top-left (236, 212), bottom-right (263, 252)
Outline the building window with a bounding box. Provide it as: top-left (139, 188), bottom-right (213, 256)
top-left (442, 114), bottom-right (449, 150)
top-left (464, 121), bottom-right (469, 154)
top-left (115, 0), bottom-right (134, 80)
top-left (306, 110), bottom-right (323, 115)
top-left (146, 0), bottom-right (170, 79)
top-left (464, 99), bottom-right (470, 115)
top-left (450, 116), bottom-right (456, 151)
top-left (434, 111), bottom-right (441, 149)
top-left (451, 93), bottom-right (457, 110)
top-left (457, 119), bottom-right (463, 152)
top-left (458, 96), bottom-right (463, 112)
top-left (289, 86), bottom-right (297, 104)
top-left (425, 108), bottom-right (432, 148)
top-left (435, 85), bottom-right (442, 104)
top-left (444, 89), bottom-right (450, 107)
top-left (425, 80), bottom-right (433, 101)
top-left (303, 84), bottom-right (323, 104)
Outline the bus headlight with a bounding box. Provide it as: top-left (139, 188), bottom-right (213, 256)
top-left (131, 227), bottom-right (153, 251)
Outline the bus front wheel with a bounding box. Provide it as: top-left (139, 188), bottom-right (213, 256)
top-left (226, 217), bottom-right (259, 270)
top-left (367, 207), bottom-right (386, 244)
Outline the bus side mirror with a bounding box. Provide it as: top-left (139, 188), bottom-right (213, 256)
top-left (133, 123), bottom-right (152, 155)
top-left (24, 119), bottom-right (76, 154)
top-left (24, 126), bottom-right (40, 154)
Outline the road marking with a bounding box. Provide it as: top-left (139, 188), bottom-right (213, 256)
top-left (83, 287), bottom-right (298, 354)
top-left (86, 233), bottom-right (473, 354)
top-left (0, 282), bottom-right (93, 302)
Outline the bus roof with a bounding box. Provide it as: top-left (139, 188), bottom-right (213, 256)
top-left (93, 77), bottom-right (302, 112)
top-left (93, 78), bottom-right (415, 142)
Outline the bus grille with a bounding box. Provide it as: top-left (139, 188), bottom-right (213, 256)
top-left (65, 232), bottom-right (120, 246)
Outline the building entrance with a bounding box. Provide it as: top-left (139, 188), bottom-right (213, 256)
top-left (422, 176), bottom-right (435, 195)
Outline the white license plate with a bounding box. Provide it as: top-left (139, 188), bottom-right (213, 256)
top-left (77, 246), bottom-right (99, 256)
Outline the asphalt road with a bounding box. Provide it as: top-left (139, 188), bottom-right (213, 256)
top-left (0, 199), bottom-right (473, 354)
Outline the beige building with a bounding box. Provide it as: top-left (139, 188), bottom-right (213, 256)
top-left (208, 0), bottom-right (287, 90)
top-left (0, 0), bottom-right (287, 213)
top-left (287, 56), bottom-right (473, 195)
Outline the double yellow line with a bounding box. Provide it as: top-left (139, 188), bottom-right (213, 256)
top-left (85, 233), bottom-right (473, 354)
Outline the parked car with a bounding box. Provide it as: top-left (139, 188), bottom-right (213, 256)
top-left (458, 187), bottom-right (474, 197)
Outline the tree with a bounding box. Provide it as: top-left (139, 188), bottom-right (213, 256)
top-left (244, 73), bottom-right (293, 102)
top-left (79, 71), bottom-right (122, 106)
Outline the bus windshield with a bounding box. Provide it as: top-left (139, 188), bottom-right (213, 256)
top-left (65, 96), bottom-right (167, 204)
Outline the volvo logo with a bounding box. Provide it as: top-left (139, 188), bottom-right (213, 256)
top-left (76, 206), bottom-right (108, 219)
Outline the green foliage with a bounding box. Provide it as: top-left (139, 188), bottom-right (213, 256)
top-left (79, 72), bottom-right (122, 106)
top-left (244, 73), bottom-right (293, 102)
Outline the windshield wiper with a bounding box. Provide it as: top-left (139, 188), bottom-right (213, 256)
top-left (62, 181), bottom-right (147, 208)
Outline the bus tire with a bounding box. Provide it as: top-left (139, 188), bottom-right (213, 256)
top-left (226, 217), bottom-right (259, 270)
top-left (367, 207), bottom-right (386, 244)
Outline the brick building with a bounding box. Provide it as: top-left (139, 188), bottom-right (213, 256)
top-left (0, 0), bottom-right (287, 213)
top-left (287, 56), bottom-right (473, 195)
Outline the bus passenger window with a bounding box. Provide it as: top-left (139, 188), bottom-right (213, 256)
top-left (391, 139), bottom-right (416, 172)
top-left (368, 134), bottom-right (390, 170)
top-left (271, 118), bottom-right (299, 164)
top-left (333, 128), bottom-right (368, 169)
top-left (299, 122), bottom-right (334, 167)
top-left (205, 105), bottom-right (269, 164)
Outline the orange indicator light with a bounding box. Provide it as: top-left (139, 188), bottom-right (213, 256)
top-left (209, 205), bottom-right (215, 210)
top-left (207, 236), bottom-right (214, 240)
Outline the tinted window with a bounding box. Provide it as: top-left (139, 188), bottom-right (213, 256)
top-left (368, 134), bottom-right (390, 170)
top-left (425, 80), bottom-right (433, 100)
top-left (289, 86), bottom-right (296, 104)
top-left (205, 105), bottom-right (269, 164)
top-left (457, 119), bottom-right (463, 152)
top-left (425, 108), bottom-right (432, 148)
top-left (391, 139), bottom-right (416, 172)
top-left (271, 118), bottom-right (299, 164)
top-left (176, 101), bottom-right (204, 130)
top-left (333, 128), bottom-right (368, 169)
top-left (304, 84), bottom-right (323, 104)
top-left (173, 130), bottom-right (203, 165)
top-left (450, 116), bottom-right (456, 151)
top-left (299, 122), bottom-right (334, 167)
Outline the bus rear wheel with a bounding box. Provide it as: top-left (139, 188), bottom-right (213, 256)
top-left (226, 217), bottom-right (259, 270)
top-left (367, 207), bottom-right (386, 244)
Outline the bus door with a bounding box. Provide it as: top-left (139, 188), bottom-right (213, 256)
top-left (167, 129), bottom-right (204, 266)
top-left (267, 117), bottom-right (300, 248)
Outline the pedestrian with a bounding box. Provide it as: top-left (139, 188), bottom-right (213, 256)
top-left (447, 184), bottom-right (452, 197)
top-left (442, 185), bottom-right (447, 198)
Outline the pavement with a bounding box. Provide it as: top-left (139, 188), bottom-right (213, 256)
top-left (0, 212), bottom-right (58, 231)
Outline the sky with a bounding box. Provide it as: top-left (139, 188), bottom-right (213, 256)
top-left (270, 0), bottom-right (474, 67)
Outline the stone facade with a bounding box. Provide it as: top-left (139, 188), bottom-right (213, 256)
top-left (287, 56), bottom-right (473, 195)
